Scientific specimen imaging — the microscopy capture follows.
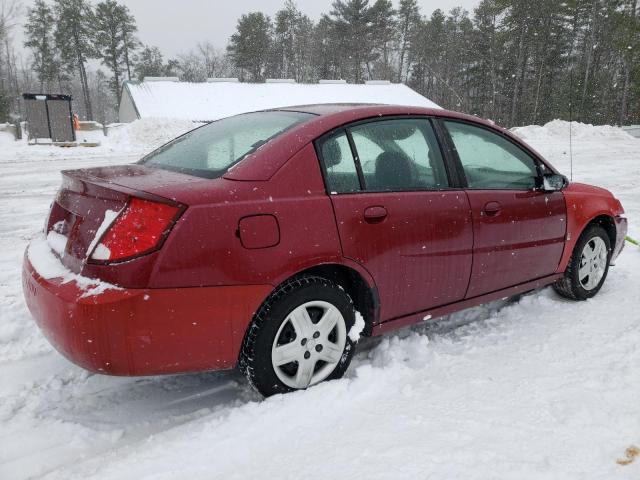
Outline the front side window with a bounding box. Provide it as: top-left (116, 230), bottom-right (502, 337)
top-left (350, 118), bottom-right (448, 191)
top-left (141, 111), bottom-right (314, 179)
top-left (444, 121), bottom-right (539, 190)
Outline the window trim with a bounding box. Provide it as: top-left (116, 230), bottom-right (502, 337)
top-left (314, 127), bottom-right (363, 195)
top-left (314, 115), bottom-right (459, 196)
top-left (438, 118), bottom-right (549, 191)
top-left (344, 128), bottom-right (367, 190)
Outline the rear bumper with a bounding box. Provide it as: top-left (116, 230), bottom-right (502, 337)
top-left (22, 253), bottom-right (272, 375)
top-left (612, 215), bottom-right (628, 263)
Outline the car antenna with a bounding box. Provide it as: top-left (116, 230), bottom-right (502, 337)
top-left (569, 63), bottom-right (574, 181)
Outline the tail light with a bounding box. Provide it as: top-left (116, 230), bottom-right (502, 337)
top-left (90, 197), bottom-right (183, 263)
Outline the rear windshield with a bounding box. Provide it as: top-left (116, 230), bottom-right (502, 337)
top-left (140, 111), bottom-right (315, 178)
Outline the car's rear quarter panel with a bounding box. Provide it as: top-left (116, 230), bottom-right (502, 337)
top-left (149, 144), bottom-right (344, 289)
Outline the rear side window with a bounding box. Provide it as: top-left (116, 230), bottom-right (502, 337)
top-left (317, 118), bottom-right (449, 194)
top-left (318, 132), bottom-right (361, 193)
top-left (350, 119), bottom-right (448, 191)
top-left (141, 111), bottom-right (314, 179)
top-left (444, 121), bottom-right (539, 190)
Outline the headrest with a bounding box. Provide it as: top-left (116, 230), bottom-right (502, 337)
top-left (375, 151), bottom-right (413, 189)
top-left (322, 138), bottom-right (342, 168)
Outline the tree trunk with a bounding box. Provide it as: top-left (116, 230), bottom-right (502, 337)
top-left (510, 24), bottom-right (527, 126)
top-left (78, 57), bottom-right (93, 120)
top-left (71, 26), bottom-right (93, 120)
top-left (123, 29), bottom-right (132, 80)
top-left (532, 61), bottom-right (544, 124)
top-left (109, 34), bottom-right (121, 104)
top-left (532, 18), bottom-right (550, 125)
top-left (489, 32), bottom-right (497, 120)
top-left (397, 17), bottom-right (409, 83)
top-left (40, 29), bottom-right (47, 92)
top-left (579, 0), bottom-right (599, 119)
top-left (397, 40), bottom-right (407, 82)
top-left (114, 67), bottom-right (121, 104)
top-left (619, 0), bottom-right (637, 125)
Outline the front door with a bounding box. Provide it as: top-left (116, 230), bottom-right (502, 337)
top-left (316, 117), bottom-right (473, 322)
top-left (442, 120), bottom-right (567, 298)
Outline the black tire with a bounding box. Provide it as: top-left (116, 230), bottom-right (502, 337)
top-left (553, 224), bottom-right (611, 301)
top-left (239, 275), bottom-right (358, 397)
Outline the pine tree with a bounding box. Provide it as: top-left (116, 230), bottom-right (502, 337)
top-left (369, 0), bottom-right (396, 80)
top-left (118, 3), bottom-right (138, 81)
top-left (271, 1), bottom-right (315, 81)
top-left (312, 15), bottom-right (343, 80)
top-left (24, 0), bottom-right (61, 92)
top-left (89, 69), bottom-right (111, 126)
top-left (409, 9), bottom-right (447, 100)
top-left (54, 0), bottom-right (97, 120)
top-left (272, 1), bottom-right (298, 78)
top-left (445, 8), bottom-right (475, 109)
top-left (227, 12), bottom-right (272, 81)
top-left (528, 1), bottom-right (571, 124)
top-left (469, 0), bottom-right (501, 119)
top-left (396, 0), bottom-right (420, 82)
top-left (293, 14), bottom-right (315, 81)
top-left (0, 1), bottom-right (20, 120)
top-left (134, 45), bottom-right (165, 80)
top-left (94, 0), bottom-right (126, 104)
top-left (327, 0), bottom-right (384, 83)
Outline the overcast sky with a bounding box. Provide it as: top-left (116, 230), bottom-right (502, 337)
top-left (13, 0), bottom-right (481, 58)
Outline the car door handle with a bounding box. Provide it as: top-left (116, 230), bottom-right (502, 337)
top-left (483, 201), bottom-right (501, 216)
top-left (363, 206), bottom-right (388, 223)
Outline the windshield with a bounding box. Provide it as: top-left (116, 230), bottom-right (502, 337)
top-left (141, 111), bottom-right (315, 178)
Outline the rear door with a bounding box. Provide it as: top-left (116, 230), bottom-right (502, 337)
top-left (441, 120), bottom-right (567, 298)
top-left (316, 117), bottom-right (473, 322)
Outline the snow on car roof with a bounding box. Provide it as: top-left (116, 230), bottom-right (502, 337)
top-left (122, 80), bottom-right (441, 122)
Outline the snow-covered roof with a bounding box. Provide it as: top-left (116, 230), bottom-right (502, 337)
top-left (121, 80), bottom-right (440, 122)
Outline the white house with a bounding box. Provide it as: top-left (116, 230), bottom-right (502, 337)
top-left (118, 78), bottom-right (440, 123)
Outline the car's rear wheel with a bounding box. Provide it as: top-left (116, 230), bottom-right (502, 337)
top-left (239, 275), bottom-right (357, 397)
top-left (554, 224), bottom-right (611, 300)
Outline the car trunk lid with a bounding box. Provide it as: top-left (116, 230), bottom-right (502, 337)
top-left (47, 165), bottom-right (188, 273)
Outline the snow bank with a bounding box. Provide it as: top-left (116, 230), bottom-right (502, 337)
top-left (512, 119), bottom-right (634, 142)
top-left (104, 118), bottom-right (202, 153)
top-left (0, 118), bottom-right (200, 163)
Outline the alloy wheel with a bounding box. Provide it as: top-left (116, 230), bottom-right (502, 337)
top-left (271, 300), bottom-right (346, 389)
top-left (579, 236), bottom-right (608, 291)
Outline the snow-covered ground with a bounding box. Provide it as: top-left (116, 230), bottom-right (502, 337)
top-left (1, 119), bottom-right (639, 479)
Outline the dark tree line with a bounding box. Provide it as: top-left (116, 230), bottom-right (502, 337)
top-left (18, 0), bottom-right (640, 126)
top-left (225, 0), bottom-right (639, 126)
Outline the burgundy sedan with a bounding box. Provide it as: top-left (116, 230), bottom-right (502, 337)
top-left (23, 105), bottom-right (627, 396)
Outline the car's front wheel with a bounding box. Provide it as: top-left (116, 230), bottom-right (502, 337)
top-left (554, 224), bottom-right (611, 300)
top-left (239, 275), bottom-right (357, 397)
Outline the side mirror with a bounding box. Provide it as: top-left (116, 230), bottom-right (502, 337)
top-left (541, 174), bottom-right (569, 192)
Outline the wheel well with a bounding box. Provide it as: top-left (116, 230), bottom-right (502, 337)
top-left (293, 264), bottom-right (377, 336)
top-left (588, 214), bottom-right (616, 248)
